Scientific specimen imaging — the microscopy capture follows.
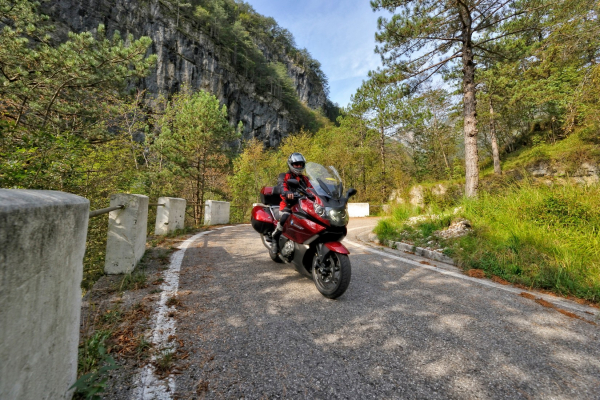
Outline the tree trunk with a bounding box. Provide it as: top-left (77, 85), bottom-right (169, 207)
top-left (380, 124), bottom-right (386, 201)
top-left (194, 158), bottom-right (201, 226)
top-left (433, 112), bottom-right (450, 171)
top-left (459, 6), bottom-right (479, 197)
top-left (199, 150), bottom-right (208, 225)
top-left (359, 127), bottom-right (367, 197)
top-left (489, 98), bottom-right (502, 175)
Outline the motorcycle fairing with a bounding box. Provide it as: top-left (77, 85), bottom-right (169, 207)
top-left (292, 241), bottom-right (314, 278)
top-left (283, 213), bottom-right (326, 244)
top-left (324, 241), bottom-right (350, 255)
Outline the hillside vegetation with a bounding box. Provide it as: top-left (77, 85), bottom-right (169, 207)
top-left (376, 176), bottom-right (600, 303)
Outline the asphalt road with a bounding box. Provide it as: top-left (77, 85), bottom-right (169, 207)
top-left (168, 219), bottom-right (600, 399)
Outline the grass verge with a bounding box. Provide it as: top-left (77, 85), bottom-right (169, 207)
top-left (376, 182), bottom-right (600, 303)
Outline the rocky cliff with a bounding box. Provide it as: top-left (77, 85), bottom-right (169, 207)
top-left (42, 0), bottom-right (328, 146)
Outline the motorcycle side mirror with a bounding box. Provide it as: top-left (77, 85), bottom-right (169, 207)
top-left (346, 188), bottom-right (357, 198)
top-left (287, 179), bottom-right (299, 188)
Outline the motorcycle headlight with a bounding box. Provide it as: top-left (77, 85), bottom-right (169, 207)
top-left (328, 208), bottom-right (349, 226)
top-left (314, 203), bottom-right (326, 217)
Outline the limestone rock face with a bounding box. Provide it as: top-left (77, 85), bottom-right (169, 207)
top-left (42, 0), bottom-right (328, 146)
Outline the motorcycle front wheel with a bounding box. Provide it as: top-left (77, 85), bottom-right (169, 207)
top-left (312, 252), bottom-right (351, 299)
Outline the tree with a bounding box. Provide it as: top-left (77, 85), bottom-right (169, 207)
top-left (371, 0), bottom-right (545, 196)
top-left (152, 89), bottom-right (239, 225)
top-left (398, 88), bottom-right (459, 181)
top-left (0, 0), bottom-right (156, 189)
top-left (351, 70), bottom-right (405, 199)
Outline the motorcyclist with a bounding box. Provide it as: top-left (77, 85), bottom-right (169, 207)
top-left (271, 152), bottom-right (313, 254)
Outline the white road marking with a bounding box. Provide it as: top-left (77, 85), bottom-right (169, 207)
top-left (345, 238), bottom-right (599, 319)
top-left (133, 227), bottom-right (237, 400)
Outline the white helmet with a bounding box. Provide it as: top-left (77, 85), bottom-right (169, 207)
top-left (287, 152), bottom-right (306, 175)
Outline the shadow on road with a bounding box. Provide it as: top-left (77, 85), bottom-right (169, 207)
top-left (171, 226), bottom-right (600, 399)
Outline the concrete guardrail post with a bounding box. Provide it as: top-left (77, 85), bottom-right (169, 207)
top-left (0, 190), bottom-right (89, 400)
top-left (204, 200), bottom-right (230, 225)
top-left (154, 197), bottom-right (186, 235)
top-left (104, 193), bottom-right (148, 274)
top-left (348, 203), bottom-right (370, 217)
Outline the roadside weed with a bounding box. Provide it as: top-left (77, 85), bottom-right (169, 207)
top-left (72, 345), bottom-right (119, 400)
top-left (116, 270), bottom-right (148, 292)
top-left (154, 347), bottom-right (176, 374)
top-left (78, 330), bottom-right (112, 375)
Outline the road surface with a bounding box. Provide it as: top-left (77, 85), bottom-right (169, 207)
top-left (144, 218), bottom-right (600, 399)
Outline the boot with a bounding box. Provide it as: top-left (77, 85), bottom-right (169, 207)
top-left (271, 229), bottom-right (281, 254)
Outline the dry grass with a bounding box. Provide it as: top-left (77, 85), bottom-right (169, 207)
top-left (467, 269), bottom-right (486, 278)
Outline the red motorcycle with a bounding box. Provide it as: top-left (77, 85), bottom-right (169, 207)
top-left (251, 162), bottom-right (357, 299)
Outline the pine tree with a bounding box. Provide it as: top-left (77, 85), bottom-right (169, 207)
top-left (351, 70), bottom-right (405, 200)
top-left (152, 89), bottom-right (239, 225)
top-left (371, 0), bottom-right (545, 196)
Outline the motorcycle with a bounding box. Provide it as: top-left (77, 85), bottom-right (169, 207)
top-left (250, 162), bottom-right (357, 299)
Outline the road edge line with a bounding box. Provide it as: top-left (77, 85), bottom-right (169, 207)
top-left (133, 226), bottom-right (239, 399)
top-left (345, 237), bottom-right (600, 321)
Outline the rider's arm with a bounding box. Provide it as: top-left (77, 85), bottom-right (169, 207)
top-left (282, 173), bottom-right (294, 200)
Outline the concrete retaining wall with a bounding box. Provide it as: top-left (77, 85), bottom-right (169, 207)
top-left (105, 193), bottom-right (148, 274)
top-left (0, 190), bottom-right (89, 400)
top-left (204, 200), bottom-right (230, 225)
top-left (155, 197), bottom-right (186, 235)
top-left (348, 203), bottom-right (370, 217)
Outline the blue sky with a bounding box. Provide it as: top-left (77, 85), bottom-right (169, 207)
top-left (246, 0), bottom-right (388, 108)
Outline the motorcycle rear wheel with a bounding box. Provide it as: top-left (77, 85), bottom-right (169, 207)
top-left (312, 252), bottom-right (351, 299)
top-left (261, 233), bottom-right (283, 263)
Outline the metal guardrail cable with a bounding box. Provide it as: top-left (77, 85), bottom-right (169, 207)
top-left (88, 205), bottom-right (125, 218)
top-left (148, 203), bottom-right (165, 207)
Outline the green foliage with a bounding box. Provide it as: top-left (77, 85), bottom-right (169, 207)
top-left (135, 335), bottom-right (152, 357)
top-left (0, 0), bottom-right (156, 142)
top-left (230, 111), bottom-right (414, 220)
top-left (116, 270), bottom-right (148, 292)
top-left (73, 327), bottom-right (119, 398)
top-left (378, 183), bottom-right (600, 302)
top-left (72, 344), bottom-right (119, 400)
top-left (398, 88), bottom-right (460, 182)
top-left (78, 330), bottom-right (112, 375)
top-left (350, 70), bottom-right (407, 197)
top-left (0, 0), bottom-right (156, 293)
top-left (374, 203), bottom-right (452, 247)
top-left (151, 89), bottom-right (238, 224)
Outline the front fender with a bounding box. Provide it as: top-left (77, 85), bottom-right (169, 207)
top-left (324, 242), bottom-right (350, 255)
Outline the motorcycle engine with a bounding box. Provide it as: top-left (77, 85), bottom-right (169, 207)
top-left (281, 240), bottom-right (295, 261)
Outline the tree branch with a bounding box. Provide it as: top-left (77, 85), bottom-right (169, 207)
top-left (475, 26), bottom-right (537, 47)
top-left (41, 77), bottom-right (78, 128)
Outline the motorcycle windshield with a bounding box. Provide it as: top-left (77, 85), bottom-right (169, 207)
top-left (305, 162), bottom-right (344, 200)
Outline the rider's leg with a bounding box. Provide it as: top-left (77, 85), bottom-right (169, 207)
top-left (272, 206), bottom-right (290, 253)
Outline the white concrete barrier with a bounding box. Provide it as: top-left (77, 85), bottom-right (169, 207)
top-left (154, 197), bottom-right (186, 235)
top-left (0, 190), bottom-right (89, 400)
top-left (348, 203), bottom-right (370, 217)
top-left (204, 200), bottom-right (230, 225)
top-left (105, 193), bottom-right (148, 274)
